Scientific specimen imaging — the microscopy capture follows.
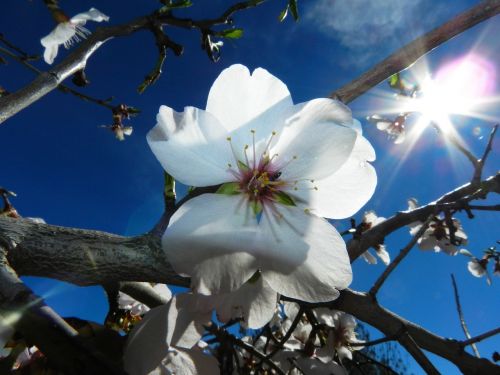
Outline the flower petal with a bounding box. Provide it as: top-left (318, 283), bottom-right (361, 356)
top-left (42, 43), bottom-right (59, 65)
top-left (287, 134), bottom-right (376, 219)
top-left (214, 276), bottom-right (278, 329)
top-left (163, 194), bottom-right (259, 294)
top-left (206, 64), bottom-right (293, 133)
top-left (147, 106), bottom-right (234, 186)
top-left (258, 206), bottom-right (352, 302)
top-left (70, 8), bottom-right (109, 24)
top-left (272, 98), bottom-right (357, 181)
top-left (161, 348), bottom-right (219, 375)
top-left (124, 304), bottom-right (170, 375)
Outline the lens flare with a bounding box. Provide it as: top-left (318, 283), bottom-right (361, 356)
top-left (409, 54), bottom-right (496, 133)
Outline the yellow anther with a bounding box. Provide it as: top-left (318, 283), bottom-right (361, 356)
top-left (244, 144), bottom-right (249, 149)
top-left (272, 131), bottom-right (277, 136)
top-left (228, 163), bottom-right (232, 168)
top-left (314, 186), bottom-right (318, 190)
top-left (293, 155), bottom-right (298, 159)
top-left (250, 129), bottom-right (256, 134)
top-left (304, 208), bottom-right (311, 214)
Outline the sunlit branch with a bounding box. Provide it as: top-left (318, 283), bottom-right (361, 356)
top-left (0, 45), bottom-right (114, 110)
top-left (0, 1), bottom-right (267, 123)
top-left (348, 173), bottom-right (500, 262)
top-left (451, 274), bottom-right (480, 357)
top-left (369, 215), bottom-right (433, 297)
top-left (461, 327), bottom-right (500, 347)
top-left (330, 0), bottom-right (500, 104)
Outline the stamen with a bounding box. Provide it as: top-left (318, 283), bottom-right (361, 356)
top-left (226, 136), bottom-right (241, 170)
top-left (243, 144), bottom-right (250, 167)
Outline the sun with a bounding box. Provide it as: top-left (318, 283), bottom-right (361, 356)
top-left (404, 54), bottom-right (497, 134)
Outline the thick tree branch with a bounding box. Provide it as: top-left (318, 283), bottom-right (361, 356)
top-left (0, 217), bottom-right (187, 287)
top-left (0, 249), bottom-right (124, 374)
top-left (330, 0), bottom-right (500, 103)
top-left (333, 290), bottom-right (499, 375)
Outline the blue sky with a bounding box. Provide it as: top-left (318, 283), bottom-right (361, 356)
top-left (1, 0), bottom-right (499, 373)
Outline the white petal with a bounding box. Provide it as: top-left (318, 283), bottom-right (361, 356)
top-left (394, 130), bottom-right (406, 144)
top-left (418, 235), bottom-right (437, 251)
top-left (0, 317), bottom-right (14, 350)
top-left (314, 308), bottom-right (338, 327)
top-left (41, 23), bottom-right (75, 47)
top-left (259, 206), bottom-right (352, 302)
top-left (161, 348), bottom-right (219, 375)
top-left (288, 134), bottom-right (376, 219)
top-left (166, 294), bottom-right (211, 349)
top-left (147, 106), bottom-right (234, 186)
top-left (124, 305), bottom-right (170, 375)
top-left (153, 284), bottom-right (173, 301)
top-left (206, 64), bottom-right (293, 133)
top-left (296, 357), bottom-right (347, 375)
top-left (42, 43), bottom-right (59, 65)
top-left (214, 276), bottom-right (278, 329)
top-left (375, 245), bottom-right (390, 265)
top-left (273, 98), bottom-right (357, 181)
top-left (163, 194), bottom-right (259, 294)
top-left (71, 8), bottom-right (109, 24)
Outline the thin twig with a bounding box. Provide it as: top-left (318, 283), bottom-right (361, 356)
top-left (330, 0), bottom-right (500, 103)
top-left (474, 124), bottom-right (499, 183)
top-left (461, 327), bottom-right (500, 347)
top-left (451, 274), bottom-right (480, 357)
top-left (265, 306), bottom-right (304, 360)
top-left (369, 215), bottom-right (433, 296)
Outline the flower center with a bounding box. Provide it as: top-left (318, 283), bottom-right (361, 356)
top-left (240, 164), bottom-right (283, 202)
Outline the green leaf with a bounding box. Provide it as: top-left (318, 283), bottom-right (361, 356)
top-left (216, 182), bottom-right (241, 195)
top-left (158, 0), bottom-right (193, 13)
top-left (278, 6), bottom-right (289, 22)
top-left (273, 191), bottom-right (296, 206)
top-left (219, 28), bottom-right (244, 39)
top-left (388, 73), bottom-right (400, 88)
top-left (237, 160), bottom-right (250, 172)
top-left (289, 0), bottom-right (299, 21)
top-left (163, 172), bottom-right (176, 202)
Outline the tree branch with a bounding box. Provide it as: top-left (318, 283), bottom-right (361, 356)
top-left (369, 215), bottom-right (433, 296)
top-left (330, 0), bottom-right (500, 103)
top-left (0, 249), bottom-right (124, 374)
top-left (333, 290), bottom-right (499, 375)
top-left (451, 274), bottom-right (480, 357)
top-left (0, 1), bottom-right (266, 123)
top-left (461, 327), bottom-right (500, 347)
top-left (348, 173), bottom-right (500, 262)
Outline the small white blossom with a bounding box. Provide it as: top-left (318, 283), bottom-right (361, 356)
top-left (467, 258), bottom-right (492, 285)
top-left (148, 64), bottom-right (377, 303)
top-left (359, 211), bottom-right (390, 265)
top-left (40, 8), bottom-right (109, 64)
top-left (315, 311), bottom-right (363, 363)
top-left (367, 114), bottom-right (406, 144)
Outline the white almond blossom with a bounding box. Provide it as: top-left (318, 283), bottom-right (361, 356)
top-left (408, 199), bottom-right (467, 255)
top-left (148, 64), bottom-right (377, 303)
top-left (123, 294), bottom-right (217, 375)
top-left (367, 114), bottom-right (406, 144)
top-left (315, 311), bottom-right (364, 363)
top-left (359, 210), bottom-right (390, 265)
top-left (118, 283), bottom-right (172, 316)
top-left (40, 8), bottom-right (109, 64)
